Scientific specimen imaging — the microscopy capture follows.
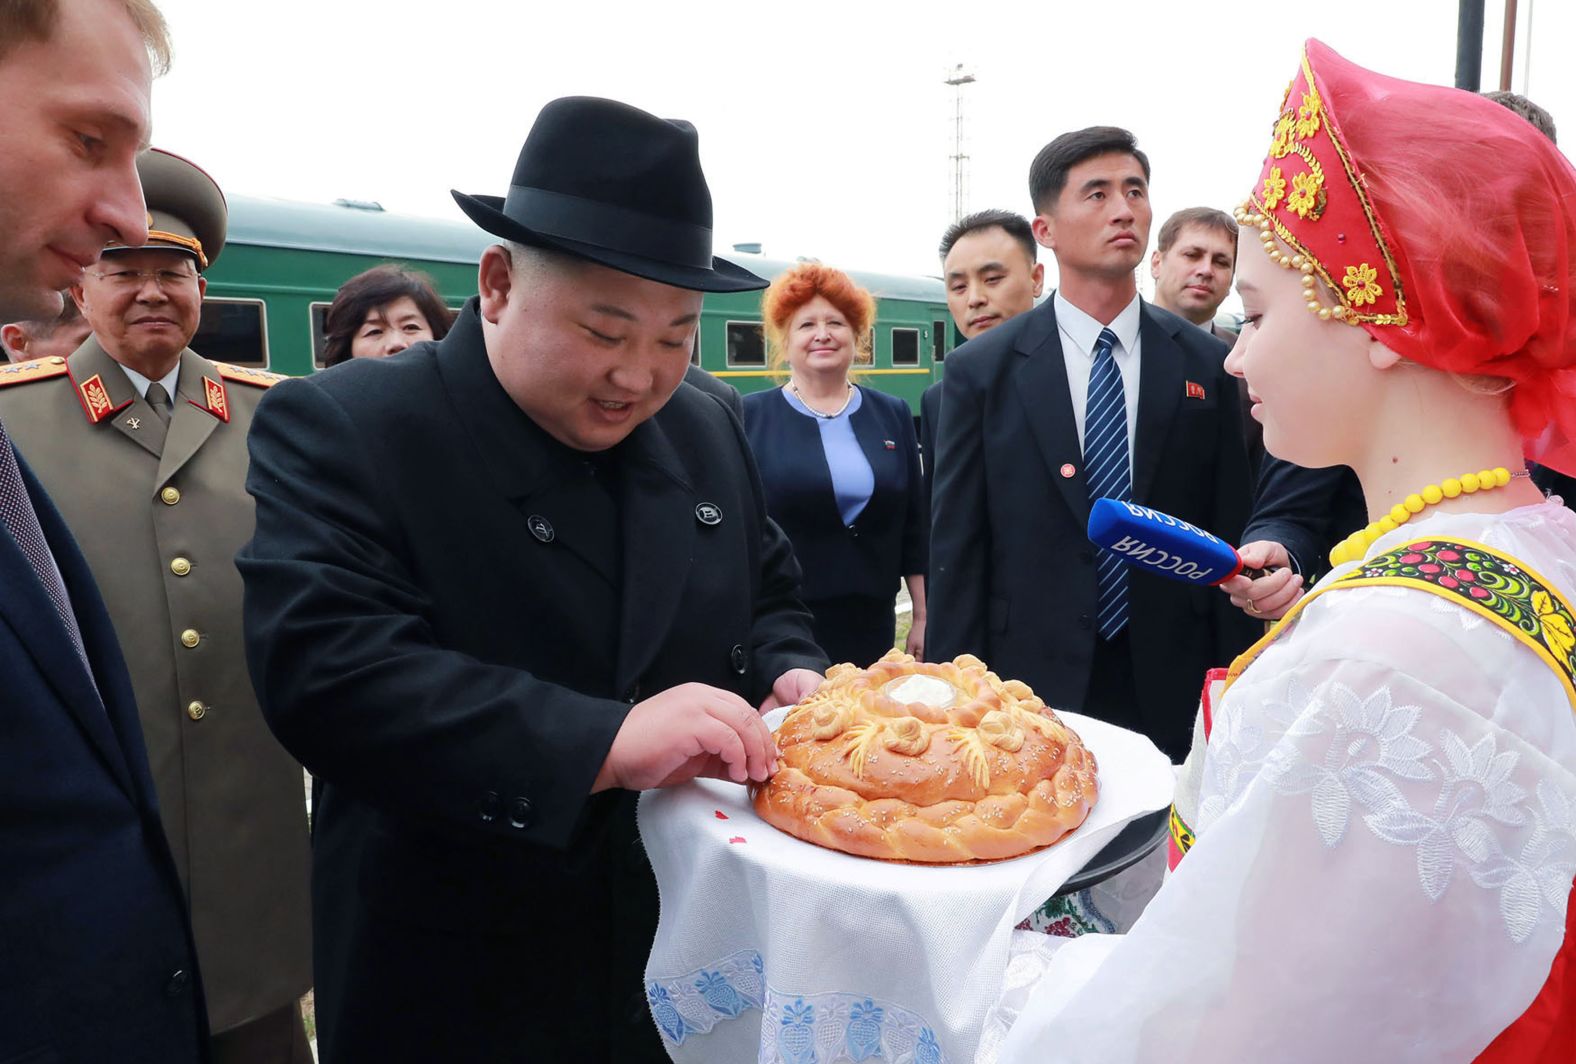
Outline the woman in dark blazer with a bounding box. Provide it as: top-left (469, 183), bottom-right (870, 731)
top-left (743, 263), bottom-right (928, 667)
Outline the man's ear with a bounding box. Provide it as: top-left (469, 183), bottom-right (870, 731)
top-left (1, 323), bottom-right (27, 357)
top-left (1031, 212), bottom-right (1055, 252)
top-left (1149, 249), bottom-right (1161, 280)
top-left (69, 284), bottom-right (88, 314)
top-left (477, 245), bottom-right (514, 325)
top-left (1030, 262), bottom-right (1046, 299)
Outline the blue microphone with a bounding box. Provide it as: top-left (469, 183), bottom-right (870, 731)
top-left (1087, 499), bottom-right (1263, 586)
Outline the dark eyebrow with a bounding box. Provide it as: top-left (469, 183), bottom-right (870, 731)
top-left (946, 260), bottom-right (1008, 282)
top-left (1121, 175), bottom-right (1147, 190)
top-left (588, 304), bottom-right (697, 328)
top-left (1078, 177), bottom-right (1112, 196)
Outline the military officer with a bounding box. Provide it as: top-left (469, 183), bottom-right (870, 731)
top-left (0, 148), bottom-right (312, 1063)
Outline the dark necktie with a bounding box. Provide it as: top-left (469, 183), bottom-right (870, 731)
top-left (146, 381), bottom-right (172, 425)
top-left (1084, 328), bottom-right (1131, 639)
top-left (0, 416), bottom-right (93, 672)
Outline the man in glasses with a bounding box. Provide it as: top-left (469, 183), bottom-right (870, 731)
top-left (0, 147), bottom-right (313, 1063)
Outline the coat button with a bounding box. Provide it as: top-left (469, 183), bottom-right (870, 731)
top-left (624, 684), bottom-right (640, 704)
top-left (160, 486), bottom-right (181, 505)
top-left (695, 502), bottom-right (722, 526)
top-left (730, 644), bottom-right (747, 675)
top-left (170, 557), bottom-right (191, 576)
top-left (508, 797), bottom-right (534, 829)
top-left (478, 790), bottom-right (502, 823)
top-left (165, 969), bottom-right (190, 997)
top-left (179, 629), bottom-right (200, 648)
top-left (1078, 614), bottom-right (1092, 630)
top-left (187, 700), bottom-right (206, 721)
top-left (527, 515), bottom-right (555, 543)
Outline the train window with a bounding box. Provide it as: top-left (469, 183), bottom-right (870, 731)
top-left (933, 320), bottom-right (947, 362)
top-left (195, 298), bottom-right (268, 368)
top-left (725, 321), bottom-right (765, 367)
top-left (309, 302), bottom-right (331, 367)
top-left (892, 327), bottom-right (920, 366)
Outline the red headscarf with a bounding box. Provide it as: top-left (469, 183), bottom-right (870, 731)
top-left (1242, 40), bottom-right (1576, 475)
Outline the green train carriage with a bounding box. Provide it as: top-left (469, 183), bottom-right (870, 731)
top-left (195, 197), bottom-right (953, 410)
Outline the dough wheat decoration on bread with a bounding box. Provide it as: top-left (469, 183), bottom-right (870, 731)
top-left (752, 651), bottom-right (1098, 863)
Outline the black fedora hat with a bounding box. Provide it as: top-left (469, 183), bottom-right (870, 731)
top-left (453, 97), bottom-right (765, 293)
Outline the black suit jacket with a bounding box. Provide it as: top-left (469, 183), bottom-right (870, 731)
top-left (742, 385), bottom-right (926, 603)
top-left (919, 379), bottom-right (942, 513)
top-left (0, 447), bottom-right (205, 1062)
top-left (928, 297), bottom-right (1259, 758)
top-left (682, 363), bottom-right (744, 421)
top-left (1243, 457), bottom-right (1368, 584)
top-left (238, 302), bottom-right (825, 1062)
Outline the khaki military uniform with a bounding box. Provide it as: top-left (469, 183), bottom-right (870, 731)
top-left (0, 340), bottom-right (311, 1034)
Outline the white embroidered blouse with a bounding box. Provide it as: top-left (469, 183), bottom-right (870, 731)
top-left (989, 501), bottom-right (1576, 1063)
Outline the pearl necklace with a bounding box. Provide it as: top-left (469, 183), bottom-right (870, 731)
top-left (789, 380), bottom-right (853, 419)
top-left (1328, 466), bottom-right (1528, 567)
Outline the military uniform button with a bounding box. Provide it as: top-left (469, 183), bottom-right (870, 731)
top-left (730, 644), bottom-right (747, 675)
top-left (46, 356), bottom-right (65, 366)
top-left (187, 701), bottom-right (206, 721)
top-left (165, 969), bottom-right (190, 996)
top-left (170, 557), bottom-right (191, 576)
top-left (180, 629), bottom-right (200, 648)
top-left (160, 486), bottom-right (181, 505)
top-left (508, 797), bottom-right (534, 829)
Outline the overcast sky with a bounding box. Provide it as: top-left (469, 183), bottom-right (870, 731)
top-left (148, 0), bottom-right (1569, 305)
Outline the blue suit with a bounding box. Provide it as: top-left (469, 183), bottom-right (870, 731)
top-left (0, 445), bottom-right (205, 1063)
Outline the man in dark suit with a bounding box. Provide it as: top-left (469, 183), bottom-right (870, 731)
top-left (921, 209), bottom-right (1045, 507)
top-left (0, 2), bottom-right (208, 1061)
top-left (929, 126), bottom-right (1258, 760)
top-left (238, 97), bottom-right (827, 1062)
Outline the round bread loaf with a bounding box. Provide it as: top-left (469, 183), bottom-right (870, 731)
top-left (751, 651), bottom-right (1098, 863)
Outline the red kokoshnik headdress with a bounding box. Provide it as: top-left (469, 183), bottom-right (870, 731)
top-left (1236, 39), bottom-right (1576, 476)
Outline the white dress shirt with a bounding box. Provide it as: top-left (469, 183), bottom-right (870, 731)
top-left (1055, 290), bottom-right (1142, 457)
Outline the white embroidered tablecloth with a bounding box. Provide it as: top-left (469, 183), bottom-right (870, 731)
top-left (638, 712), bottom-right (1175, 1063)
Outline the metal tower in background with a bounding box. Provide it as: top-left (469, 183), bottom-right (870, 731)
top-left (944, 65), bottom-right (976, 224)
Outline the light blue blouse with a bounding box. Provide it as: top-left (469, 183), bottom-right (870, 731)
top-left (781, 385), bottom-right (874, 524)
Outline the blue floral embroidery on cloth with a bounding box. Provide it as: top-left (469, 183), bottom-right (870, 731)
top-left (648, 952), bottom-right (950, 1061)
top-left (646, 949), bottom-right (766, 1046)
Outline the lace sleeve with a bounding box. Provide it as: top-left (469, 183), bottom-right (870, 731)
top-left (993, 589), bottom-right (1576, 1063)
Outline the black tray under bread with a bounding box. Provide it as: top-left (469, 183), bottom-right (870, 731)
top-left (1053, 808), bottom-right (1169, 897)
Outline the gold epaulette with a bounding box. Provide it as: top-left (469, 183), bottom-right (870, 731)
top-left (214, 362), bottom-right (289, 388)
top-left (0, 356), bottom-right (70, 387)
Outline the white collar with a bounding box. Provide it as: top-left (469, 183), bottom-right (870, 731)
top-left (1053, 290), bottom-right (1142, 356)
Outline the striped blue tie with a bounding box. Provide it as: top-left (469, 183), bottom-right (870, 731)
top-left (1084, 328), bottom-right (1130, 639)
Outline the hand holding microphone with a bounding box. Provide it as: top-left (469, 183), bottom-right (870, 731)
top-left (1086, 500), bottom-right (1304, 620)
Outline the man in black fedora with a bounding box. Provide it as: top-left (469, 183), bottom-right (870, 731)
top-left (238, 96), bottom-right (829, 1061)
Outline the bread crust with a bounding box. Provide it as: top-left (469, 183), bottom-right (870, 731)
top-left (752, 651), bottom-right (1099, 863)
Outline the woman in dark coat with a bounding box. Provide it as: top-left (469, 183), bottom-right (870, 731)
top-left (743, 263), bottom-right (927, 667)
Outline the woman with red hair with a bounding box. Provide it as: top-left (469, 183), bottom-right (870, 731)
top-left (742, 262), bottom-right (927, 667)
top-left (989, 41), bottom-right (1576, 1063)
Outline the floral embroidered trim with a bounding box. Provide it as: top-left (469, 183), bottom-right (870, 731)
top-left (1347, 539), bottom-right (1576, 701)
top-left (647, 949), bottom-right (766, 1046)
top-left (1015, 888), bottom-right (1118, 939)
top-left (647, 952), bottom-right (950, 1062)
top-left (1168, 804), bottom-right (1197, 860)
top-left (762, 989), bottom-right (947, 1064)
top-left (1244, 44), bottom-right (1409, 327)
top-left (1223, 538), bottom-right (1576, 714)
top-left (1249, 679), bottom-right (1576, 943)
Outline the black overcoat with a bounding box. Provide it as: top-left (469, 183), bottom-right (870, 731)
top-left (238, 302), bottom-right (826, 1062)
top-left (928, 297), bottom-right (1260, 759)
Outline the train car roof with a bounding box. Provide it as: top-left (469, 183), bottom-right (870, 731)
top-left (226, 195), bottom-right (945, 302)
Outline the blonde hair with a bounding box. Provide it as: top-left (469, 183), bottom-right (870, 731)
top-left (0, 0), bottom-right (172, 73)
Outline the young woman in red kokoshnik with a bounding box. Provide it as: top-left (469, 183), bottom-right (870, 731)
top-left (991, 39), bottom-right (1576, 1063)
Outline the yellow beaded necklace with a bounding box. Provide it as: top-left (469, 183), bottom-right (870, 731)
top-left (1328, 466), bottom-right (1524, 568)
